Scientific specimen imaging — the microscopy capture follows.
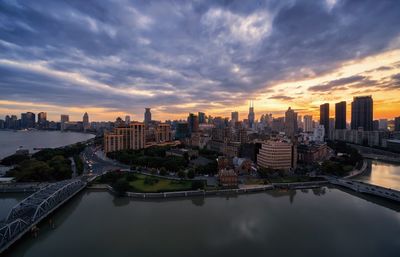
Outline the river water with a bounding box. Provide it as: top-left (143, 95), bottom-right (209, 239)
top-left (2, 188), bottom-right (400, 257)
top-left (356, 160), bottom-right (400, 191)
top-left (0, 130), bottom-right (95, 159)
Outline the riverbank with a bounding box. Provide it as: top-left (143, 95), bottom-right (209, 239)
top-left (0, 130), bottom-right (95, 160)
top-left (90, 180), bottom-right (329, 199)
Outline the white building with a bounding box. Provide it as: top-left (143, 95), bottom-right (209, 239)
top-left (313, 124), bottom-right (325, 142)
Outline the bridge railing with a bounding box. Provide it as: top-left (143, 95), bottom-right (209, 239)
top-left (0, 179), bottom-right (86, 251)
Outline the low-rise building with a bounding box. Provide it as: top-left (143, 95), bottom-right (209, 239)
top-left (297, 143), bottom-right (329, 164)
top-left (218, 169), bottom-right (238, 188)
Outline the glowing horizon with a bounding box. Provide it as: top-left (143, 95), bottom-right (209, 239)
top-left (0, 1), bottom-right (399, 122)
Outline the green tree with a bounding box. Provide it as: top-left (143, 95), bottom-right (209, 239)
top-left (112, 178), bottom-right (130, 196)
top-left (177, 170), bottom-right (186, 179)
top-left (187, 169), bottom-right (195, 179)
top-left (159, 167), bottom-right (167, 176)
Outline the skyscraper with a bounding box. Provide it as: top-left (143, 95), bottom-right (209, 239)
top-left (395, 117), bottom-right (400, 132)
top-left (60, 114), bottom-right (69, 131)
top-left (231, 111), bottom-right (239, 123)
top-left (304, 115), bottom-right (313, 132)
top-left (320, 103), bottom-right (329, 137)
top-left (125, 115), bottom-right (131, 124)
top-left (248, 100), bottom-right (255, 129)
top-left (187, 113), bottom-right (199, 135)
top-left (335, 101), bottom-right (346, 130)
top-left (38, 112), bottom-right (47, 129)
top-left (83, 112), bottom-right (89, 131)
top-left (198, 112), bottom-right (206, 124)
top-left (378, 119), bottom-right (388, 131)
top-left (351, 96), bottom-right (373, 131)
top-left (284, 107), bottom-right (298, 138)
top-left (144, 108), bottom-right (152, 126)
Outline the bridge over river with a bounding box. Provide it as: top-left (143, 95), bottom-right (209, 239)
top-left (0, 179), bottom-right (86, 253)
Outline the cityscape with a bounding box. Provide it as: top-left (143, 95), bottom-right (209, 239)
top-left (0, 1), bottom-right (400, 257)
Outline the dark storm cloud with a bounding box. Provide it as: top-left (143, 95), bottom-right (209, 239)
top-left (308, 75), bottom-right (367, 92)
top-left (1, 0), bottom-right (400, 115)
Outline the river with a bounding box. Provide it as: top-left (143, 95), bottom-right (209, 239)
top-left (2, 187), bottom-right (400, 257)
top-left (0, 130), bottom-right (95, 159)
top-left (356, 160), bottom-right (400, 191)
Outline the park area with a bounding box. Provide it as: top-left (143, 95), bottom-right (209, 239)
top-left (95, 171), bottom-right (204, 194)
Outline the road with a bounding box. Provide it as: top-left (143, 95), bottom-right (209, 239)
top-left (80, 146), bottom-right (128, 176)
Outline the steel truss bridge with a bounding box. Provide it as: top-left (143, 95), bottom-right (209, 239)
top-left (0, 179), bottom-right (86, 253)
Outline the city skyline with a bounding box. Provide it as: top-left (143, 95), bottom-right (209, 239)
top-left (1, 1), bottom-right (400, 121)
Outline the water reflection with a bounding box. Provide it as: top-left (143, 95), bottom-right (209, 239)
top-left (356, 160), bottom-right (400, 190)
top-left (2, 188), bottom-right (400, 257)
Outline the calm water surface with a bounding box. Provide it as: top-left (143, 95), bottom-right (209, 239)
top-left (356, 160), bottom-right (400, 190)
top-left (0, 193), bottom-right (29, 220)
top-left (0, 130), bottom-right (95, 159)
top-left (2, 188), bottom-right (400, 257)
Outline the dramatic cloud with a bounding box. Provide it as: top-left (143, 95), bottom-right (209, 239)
top-left (0, 0), bottom-right (400, 120)
top-left (268, 95), bottom-right (294, 101)
top-left (308, 75), bottom-right (367, 92)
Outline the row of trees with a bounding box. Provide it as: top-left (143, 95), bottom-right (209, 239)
top-left (321, 141), bottom-right (363, 176)
top-left (107, 146), bottom-right (188, 172)
top-left (7, 155), bottom-right (72, 181)
top-left (3, 142), bottom-right (87, 182)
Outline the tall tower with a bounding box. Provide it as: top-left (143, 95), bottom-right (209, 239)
top-left (144, 108), bottom-right (152, 126)
top-left (320, 103), bottom-right (329, 137)
top-left (335, 101), bottom-right (346, 130)
top-left (231, 111), bottom-right (239, 123)
top-left (248, 100), bottom-right (255, 129)
top-left (351, 96), bottom-right (373, 131)
top-left (284, 107), bottom-right (298, 138)
top-left (83, 112), bottom-right (89, 131)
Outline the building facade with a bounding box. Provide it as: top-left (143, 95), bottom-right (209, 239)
top-left (104, 122), bottom-right (145, 153)
top-left (257, 140), bottom-right (297, 171)
top-left (320, 103), bottom-right (329, 137)
top-left (335, 101), bottom-right (346, 130)
top-left (351, 96), bottom-right (373, 131)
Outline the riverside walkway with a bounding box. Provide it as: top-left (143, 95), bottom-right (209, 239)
top-left (330, 178), bottom-right (400, 202)
top-left (0, 179), bottom-right (86, 254)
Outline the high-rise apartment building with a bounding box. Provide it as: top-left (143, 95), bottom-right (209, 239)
top-left (144, 108), bottom-right (152, 126)
top-left (198, 112), bottom-right (206, 124)
top-left (187, 113), bottom-right (199, 135)
top-left (155, 123), bottom-right (172, 143)
top-left (125, 115), bottom-right (131, 125)
top-left (231, 111), bottom-right (239, 123)
top-left (175, 122), bottom-right (189, 140)
top-left (320, 103), bottom-right (329, 137)
top-left (335, 101), bottom-right (346, 130)
top-left (104, 122), bottom-right (145, 153)
top-left (257, 140), bottom-right (297, 171)
top-left (351, 96), bottom-right (373, 131)
top-left (284, 107), bottom-right (298, 138)
top-left (38, 112), bottom-right (47, 129)
top-left (60, 114), bottom-right (69, 131)
top-left (304, 115), bottom-right (313, 132)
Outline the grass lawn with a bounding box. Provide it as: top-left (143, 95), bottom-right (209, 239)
top-left (128, 174), bottom-right (194, 193)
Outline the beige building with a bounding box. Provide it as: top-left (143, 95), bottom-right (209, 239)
top-left (104, 122), bottom-right (145, 153)
top-left (257, 140), bottom-right (297, 171)
top-left (155, 123), bottom-right (172, 143)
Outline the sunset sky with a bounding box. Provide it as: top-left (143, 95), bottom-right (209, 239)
top-left (0, 0), bottom-right (399, 122)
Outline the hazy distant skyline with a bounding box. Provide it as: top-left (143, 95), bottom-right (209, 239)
top-left (1, 0), bottom-right (400, 121)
